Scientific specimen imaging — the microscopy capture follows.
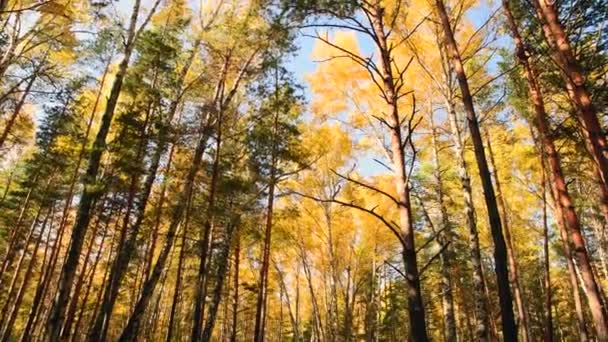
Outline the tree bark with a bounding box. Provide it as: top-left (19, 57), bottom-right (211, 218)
top-left (540, 148), bottom-right (554, 342)
top-left (530, 0), bottom-right (608, 196)
top-left (429, 111), bottom-right (457, 342)
top-left (0, 70), bottom-right (36, 151)
top-left (230, 230), bottom-right (240, 342)
top-left (434, 1), bottom-right (517, 339)
top-left (445, 97), bottom-right (490, 340)
top-left (201, 218), bottom-right (238, 341)
top-left (254, 86), bottom-right (280, 342)
top-left (44, 1), bottom-right (143, 339)
top-left (60, 207), bottom-right (105, 339)
top-left (0, 204), bottom-right (53, 341)
top-left (191, 108), bottom-right (223, 342)
top-left (165, 191), bottom-right (193, 342)
top-left (117, 111), bottom-right (213, 341)
top-left (502, 1), bottom-right (603, 338)
top-left (69, 203), bottom-right (113, 342)
top-left (367, 5), bottom-right (428, 340)
top-left (484, 132), bottom-right (531, 342)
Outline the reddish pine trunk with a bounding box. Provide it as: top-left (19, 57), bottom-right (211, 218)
top-left (540, 152), bottom-right (554, 342)
top-left (254, 98), bottom-right (279, 342)
top-left (502, 1), bottom-right (602, 338)
top-left (530, 0), bottom-right (608, 194)
top-left (60, 210), bottom-right (105, 338)
top-left (368, 4), bottom-right (428, 340)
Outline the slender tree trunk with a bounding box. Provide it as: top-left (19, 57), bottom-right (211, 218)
top-left (191, 106), bottom-right (224, 342)
top-left (60, 208), bottom-right (105, 339)
top-left (274, 263), bottom-right (297, 342)
top-left (301, 249), bottom-right (323, 342)
top-left (530, 0), bottom-right (608, 195)
top-left (89, 90), bottom-right (155, 341)
top-left (540, 150), bottom-right (554, 342)
top-left (0, 70), bottom-right (36, 150)
top-left (18, 203), bottom-right (54, 342)
top-left (84, 214), bottom-right (121, 340)
top-left (434, 1), bottom-right (517, 339)
top-left (143, 138), bottom-right (176, 282)
top-left (44, 1), bottom-right (142, 338)
top-left (445, 97), bottom-right (490, 340)
top-left (230, 230), bottom-right (240, 342)
top-left (0, 171), bottom-right (40, 281)
top-left (201, 218), bottom-right (237, 341)
top-left (69, 203), bottom-right (113, 342)
top-left (429, 110), bottom-right (457, 342)
top-left (501, 2), bottom-right (600, 338)
top-left (485, 132), bottom-right (531, 341)
top-left (254, 95), bottom-right (280, 342)
top-left (117, 46), bottom-right (256, 339)
top-left (368, 5), bottom-right (428, 340)
top-left (0, 203), bottom-right (53, 341)
top-left (166, 192), bottom-right (193, 342)
top-left (117, 110), bottom-right (213, 341)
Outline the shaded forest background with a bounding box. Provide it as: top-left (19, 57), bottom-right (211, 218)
top-left (0, 0), bottom-right (607, 341)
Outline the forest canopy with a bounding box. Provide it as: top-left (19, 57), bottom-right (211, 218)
top-left (0, 0), bottom-right (607, 341)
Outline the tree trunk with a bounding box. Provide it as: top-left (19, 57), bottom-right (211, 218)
top-left (540, 150), bottom-right (554, 342)
top-left (254, 91), bottom-right (280, 342)
top-left (434, 1), bottom-right (517, 339)
top-left (429, 110), bottom-right (457, 342)
top-left (201, 218), bottom-right (238, 341)
top-left (501, 2), bottom-right (601, 338)
top-left (0, 71), bottom-right (36, 150)
top-left (44, 1), bottom-right (142, 339)
top-left (117, 110), bottom-right (213, 341)
top-left (69, 203), bottom-right (113, 342)
top-left (191, 107), bottom-right (224, 342)
top-left (530, 0), bottom-right (608, 196)
top-left (166, 192), bottom-right (193, 342)
top-left (0, 203), bottom-right (53, 341)
top-left (484, 132), bottom-right (531, 342)
top-left (368, 5), bottom-right (428, 340)
top-left (445, 97), bottom-right (490, 340)
top-left (230, 230), bottom-right (241, 342)
top-left (117, 46), bottom-right (256, 340)
top-left (60, 207), bottom-right (105, 339)
top-left (89, 88), bottom-right (155, 341)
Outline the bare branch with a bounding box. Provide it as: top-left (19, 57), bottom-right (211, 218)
top-left (419, 241), bottom-right (451, 276)
top-left (290, 190), bottom-right (406, 247)
top-left (331, 169), bottom-right (400, 206)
